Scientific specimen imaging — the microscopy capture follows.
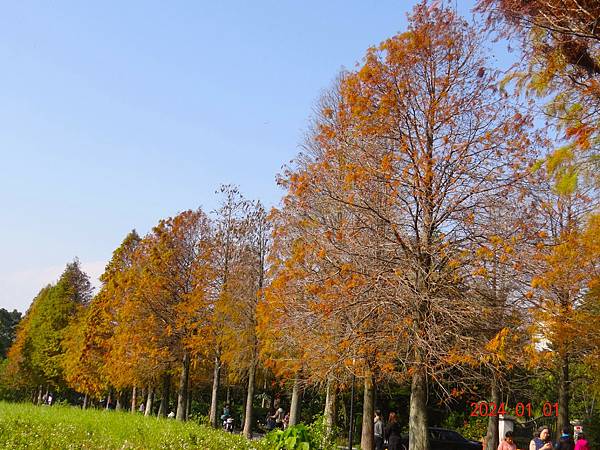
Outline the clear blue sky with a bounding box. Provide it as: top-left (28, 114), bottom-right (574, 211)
top-left (0, 0), bottom-right (501, 313)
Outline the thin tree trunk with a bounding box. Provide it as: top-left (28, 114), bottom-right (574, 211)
top-left (484, 378), bottom-right (500, 450)
top-left (262, 373), bottom-right (268, 408)
top-left (145, 387), bottom-right (154, 417)
top-left (361, 370), bottom-right (375, 450)
top-left (36, 385), bottom-right (43, 405)
top-left (209, 355), bottom-right (221, 427)
top-left (176, 352), bottom-right (190, 421)
top-left (557, 353), bottom-right (570, 439)
top-left (116, 391), bottom-right (122, 411)
top-left (269, 391), bottom-right (275, 411)
top-left (83, 393), bottom-right (88, 410)
top-left (186, 379), bottom-right (192, 420)
top-left (289, 373), bottom-right (301, 427)
top-left (324, 379), bottom-right (337, 439)
top-left (106, 388), bottom-right (112, 410)
top-left (159, 373), bottom-right (171, 418)
top-left (408, 365), bottom-right (429, 450)
top-left (243, 359), bottom-right (257, 439)
top-left (131, 386), bottom-right (137, 413)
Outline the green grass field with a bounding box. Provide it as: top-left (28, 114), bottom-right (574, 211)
top-left (0, 402), bottom-right (263, 449)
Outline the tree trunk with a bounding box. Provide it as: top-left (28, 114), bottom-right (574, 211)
top-left (36, 385), bottom-right (43, 405)
top-left (83, 393), bottom-right (88, 410)
top-left (408, 366), bottom-right (429, 450)
top-left (131, 386), bottom-right (137, 413)
top-left (115, 391), bottom-right (122, 411)
top-left (159, 373), bottom-right (171, 418)
top-left (289, 373), bottom-right (301, 427)
top-left (209, 355), bottom-right (221, 427)
top-left (484, 379), bottom-right (500, 450)
top-left (243, 359), bottom-right (257, 439)
top-left (262, 374), bottom-right (268, 408)
top-left (106, 388), bottom-right (112, 410)
top-left (324, 379), bottom-right (337, 440)
top-left (186, 377), bottom-right (192, 420)
top-left (145, 387), bottom-right (154, 417)
top-left (557, 353), bottom-right (570, 439)
top-left (176, 351), bottom-right (190, 421)
top-left (361, 371), bottom-right (375, 450)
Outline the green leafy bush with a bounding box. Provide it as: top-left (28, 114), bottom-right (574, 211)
top-left (306, 414), bottom-right (339, 450)
top-left (441, 410), bottom-right (487, 441)
top-left (262, 424), bottom-right (318, 450)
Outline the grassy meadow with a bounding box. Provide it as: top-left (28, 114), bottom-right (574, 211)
top-left (0, 402), bottom-right (263, 449)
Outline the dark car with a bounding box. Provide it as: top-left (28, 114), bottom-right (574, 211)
top-left (399, 427), bottom-right (483, 450)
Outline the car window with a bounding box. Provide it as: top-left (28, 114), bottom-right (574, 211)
top-left (429, 429), bottom-right (441, 440)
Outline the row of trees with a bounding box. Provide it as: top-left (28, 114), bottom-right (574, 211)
top-left (4, 185), bottom-right (272, 438)
top-left (1, 3), bottom-right (599, 450)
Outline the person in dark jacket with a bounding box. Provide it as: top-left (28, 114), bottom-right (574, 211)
top-left (531, 427), bottom-right (553, 450)
top-left (384, 412), bottom-right (402, 450)
top-left (555, 426), bottom-right (575, 450)
top-left (374, 409), bottom-right (385, 450)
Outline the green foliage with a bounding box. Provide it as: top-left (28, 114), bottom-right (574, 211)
top-left (0, 309), bottom-right (21, 359)
top-left (260, 417), bottom-right (338, 450)
top-left (0, 360), bottom-right (29, 402)
top-left (554, 168), bottom-right (578, 194)
top-left (3, 260), bottom-right (93, 391)
top-left (0, 402), bottom-right (260, 450)
top-left (441, 410), bottom-right (488, 441)
top-left (306, 414), bottom-right (338, 450)
top-left (28, 281), bottom-right (80, 384)
top-left (582, 410), bottom-right (600, 449)
top-left (263, 424), bottom-right (318, 450)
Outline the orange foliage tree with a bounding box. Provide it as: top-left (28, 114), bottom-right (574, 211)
top-left (525, 188), bottom-right (599, 434)
top-left (264, 3), bottom-right (535, 449)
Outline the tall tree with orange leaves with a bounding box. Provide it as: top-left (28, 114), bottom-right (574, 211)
top-left (133, 209), bottom-right (213, 421)
top-left (524, 186), bottom-right (599, 436)
top-left (217, 199), bottom-right (270, 439)
top-left (206, 185), bottom-right (250, 428)
top-left (62, 230), bottom-right (141, 406)
top-left (271, 3), bottom-right (535, 449)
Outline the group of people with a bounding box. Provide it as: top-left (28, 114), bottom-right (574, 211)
top-left (219, 403), bottom-right (290, 433)
top-left (497, 426), bottom-right (590, 450)
top-left (372, 413), bottom-right (592, 450)
top-left (265, 406), bottom-right (288, 431)
top-left (41, 392), bottom-right (54, 406)
top-left (373, 410), bottom-right (403, 450)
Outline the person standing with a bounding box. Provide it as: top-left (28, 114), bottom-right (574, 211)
top-left (270, 407), bottom-right (285, 429)
top-left (374, 410), bottom-right (384, 450)
top-left (574, 432), bottom-right (590, 450)
top-left (531, 427), bottom-right (553, 450)
top-left (498, 431), bottom-right (517, 450)
top-left (555, 427), bottom-right (575, 450)
top-left (384, 412), bottom-right (402, 450)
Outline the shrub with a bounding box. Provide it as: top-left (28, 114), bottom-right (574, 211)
top-left (262, 424), bottom-right (318, 450)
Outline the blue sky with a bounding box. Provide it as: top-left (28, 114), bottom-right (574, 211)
top-left (0, 0), bottom-right (503, 313)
